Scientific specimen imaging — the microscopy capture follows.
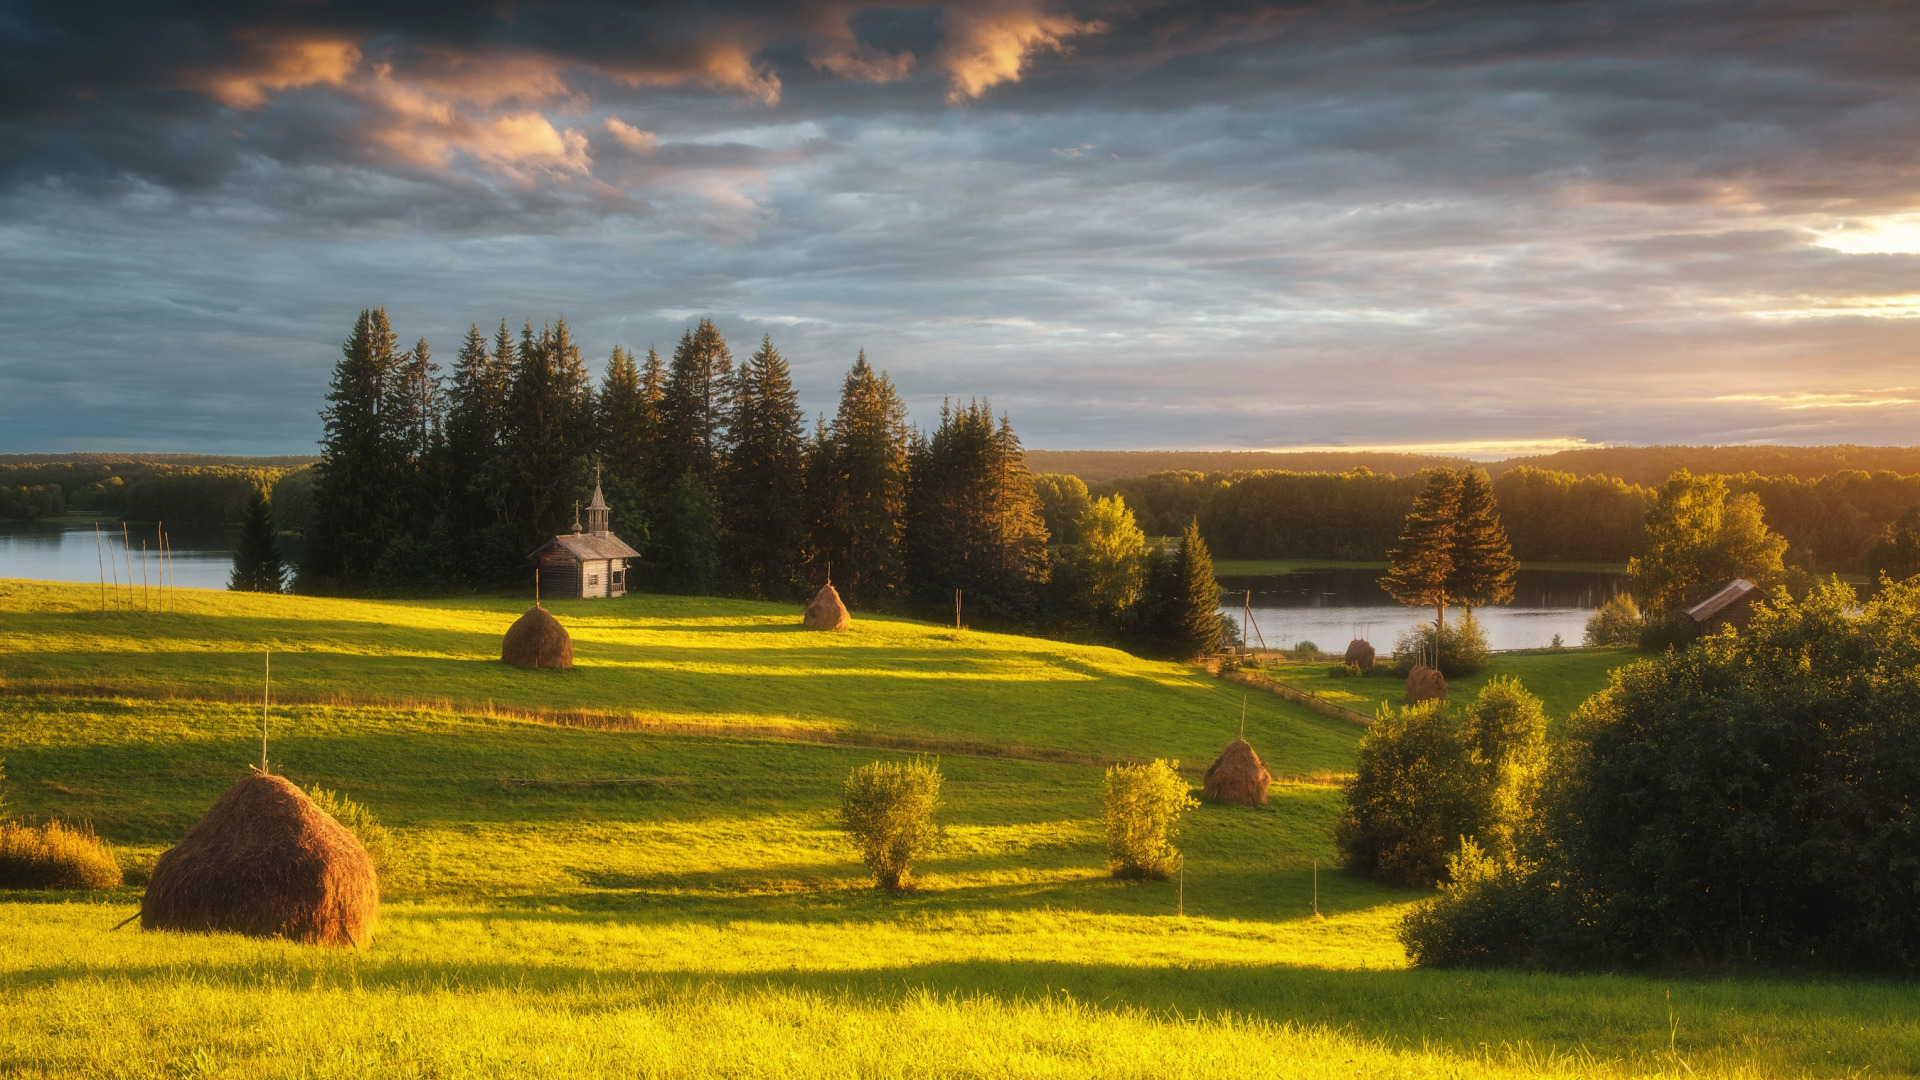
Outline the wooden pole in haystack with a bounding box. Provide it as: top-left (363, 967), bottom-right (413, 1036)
top-left (1240, 694), bottom-right (1247, 739)
top-left (260, 648), bottom-right (271, 774)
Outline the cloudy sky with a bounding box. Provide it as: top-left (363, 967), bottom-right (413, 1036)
top-left (3, 0), bottom-right (1918, 454)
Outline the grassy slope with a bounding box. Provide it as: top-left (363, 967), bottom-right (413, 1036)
top-left (1271, 649), bottom-right (1639, 722)
top-left (0, 582), bottom-right (1915, 1077)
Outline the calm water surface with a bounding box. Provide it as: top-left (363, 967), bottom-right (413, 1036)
top-left (0, 520), bottom-right (247, 590)
top-left (1218, 567), bottom-right (1629, 653)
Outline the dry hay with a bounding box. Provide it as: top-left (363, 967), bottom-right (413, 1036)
top-left (803, 583), bottom-right (852, 631)
top-left (1342, 639), bottom-right (1376, 669)
top-left (1202, 737), bottom-right (1272, 806)
top-left (503, 604), bottom-right (573, 670)
top-left (140, 773), bottom-right (378, 947)
top-left (1405, 664), bottom-right (1448, 705)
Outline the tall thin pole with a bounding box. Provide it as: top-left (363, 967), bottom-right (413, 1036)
top-left (141, 541), bottom-right (150, 612)
top-left (1178, 865), bottom-right (1185, 917)
top-left (121, 522), bottom-right (133, 610)
top-left (93, 523), bottom-right (106, 612)
top-left (261, 648), bottom-right (270, 773)
top-left (156, 523), bottom-right (165, 612)
top-left (955, 588), bottom-right (962, 630)
top-left (534, 567), bottom-right (541, 607)
top-left (1240, 694), bottom-right (1247, 739)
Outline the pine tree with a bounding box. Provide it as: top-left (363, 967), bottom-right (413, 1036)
top-left (1448, 468), bottom-right (1518, 614)
top-left (655, 471), bottom-right (720, 594)
top-left (390, 337), bottom-right (449, 525)
top-left (1168, 519), bottom-right (1223, 659)
top-left (1382, 469), bottom-right (1464, 632)
top-left (722, 335), bottom-right (807, 597)
top-left (904, 400), bottom-right (1049, 617)
top-left (657, 319), bottom-right (734, 483)
top-left (230, 487), bottom-right (286, 593)
top-left (305, 308), bottom-right (406, 583)
top-left (808, 352), bottom-right (912, 607)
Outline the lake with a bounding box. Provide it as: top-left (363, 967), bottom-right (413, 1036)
top-left (0, 519), bottom-right (251, 591)
top-left (1218, 567), bottom-right (1629, 653)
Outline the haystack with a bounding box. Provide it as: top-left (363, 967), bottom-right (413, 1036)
top-left (803, 583), bottom-right (852, 631)
top-left (1203, 737), bottom-right (1272, 806)
top-left (1405, 664), bottom-right (1448, 705)
top-left (1343, 639), bottom-right (1375, 670)
top-left (502, 604), bottom-right (573, 669)
top-left (140, 773), bottom-right (377, 947)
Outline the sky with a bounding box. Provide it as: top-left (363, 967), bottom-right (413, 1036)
top-left (3, 0), bottom-right (1919, 455)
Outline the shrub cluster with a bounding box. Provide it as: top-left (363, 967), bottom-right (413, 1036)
top-left (1391, 613), bottom-right (1490, 677)
top-left (1581, 593), bottom-right (1641, 646)
top-left (841, 758), bottom-right (944, 891)
top-left (0, 819), bottom-right (123, 890)
top-left (1102, 759), bottom-right (1197, 880)
top-left (1405, 580), bottom-right (1920, 972)
top-left (1335, 678), bottom-right (1546, 887)
top-left (306, 786), bottom-right (402, 878)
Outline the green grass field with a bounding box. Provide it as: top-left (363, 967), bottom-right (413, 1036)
top-left (1, 580), bottom-right (1916, 1078)
top-left (1268, 649), bottom-right (1638, 722)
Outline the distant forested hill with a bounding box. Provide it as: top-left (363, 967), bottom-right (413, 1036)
top-left (1485, 445), bottom-right (1920, 486)
top-left (1024, 450), bottom-right (1477, 482)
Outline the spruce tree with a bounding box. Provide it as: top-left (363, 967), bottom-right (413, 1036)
top-left (230, 487), bottom-right (286, 593)
top-left (657, 319), bottom-right (734, 483)
top-left (904, 400), bottom-right (1049, 617)
top-left (809, 351), bottom-right (912, 607)
top-left (501, 321), bottom-right (593, 551)
top-left (306, 308), bottom-right (405, 583)
top-left (597, 345), bottom-right (660, 537)
top-left (446, 323), bottom-right (511, 532)
top-left (722, 335), bottom-right (807, 597)
top-left (390, 337), bottom-right (449, 525)
top-left (1448, 467), bottom-right (1519, 614)
top-left (1382, 469), bottom-right (1464, 633)
top-left (1169, 519), bottom-right (1223, 659)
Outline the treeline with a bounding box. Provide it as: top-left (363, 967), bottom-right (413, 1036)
top-left (1077, 465), bottom-right (1920, 572)
top-left (0, 460), bottom-right (296, 526)
top-left (298, 309), bottom-right (1224, 655)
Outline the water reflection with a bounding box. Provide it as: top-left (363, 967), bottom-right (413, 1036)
top-left (0, 519), bottom-right (252, 590)
top-left (1217, 567), bottom-right (1630, 653)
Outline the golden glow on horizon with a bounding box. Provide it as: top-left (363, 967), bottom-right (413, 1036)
top-left (1249, 438), bottom-right (1606, 459)
top-left (1812, 215), bottom-right (1920, 255)
top-left (1712, 390), bottom-right (1920, 410)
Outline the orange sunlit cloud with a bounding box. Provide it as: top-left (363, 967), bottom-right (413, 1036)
top-left (197, 36), bottom-right (361, 109)
top-left (942, 6), bottom-right (1106, 103)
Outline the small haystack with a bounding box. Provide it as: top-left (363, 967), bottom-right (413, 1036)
top-left (803, 583), bottom-right (852, 631)
top-left (1343, 639), bottom-right (1375, 670)
top-left (502, 605), bottom-right (573, 670)
top-left (141, 773), bottom-right (377, 946)
top-left (1405, 664), bottom-right (1448, 705)
top-left (1203, 737), bottom-right (1272, 806)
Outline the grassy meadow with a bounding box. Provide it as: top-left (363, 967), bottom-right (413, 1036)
top-left (1269, 648), bottom-right (1638, 723)
top-left (0, 580), bottom-right (1916, 1077)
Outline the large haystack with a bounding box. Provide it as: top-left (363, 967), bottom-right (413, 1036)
top-left (1203, 737), bottom-right (1272, 806)
top-left (141, 773), bottom-right (377, 947)
top-left (1405, 664), bottom-right (1448, 705)
top-left (1343, 639), bottom-right (1375, 669)
top-left (803, 583), bottom-right (852, 631)
top-left (502, 605), bottom-right (573, 670)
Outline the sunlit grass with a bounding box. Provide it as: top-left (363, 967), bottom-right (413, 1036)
top-left (1269, 648), bottom-right (1638, 722)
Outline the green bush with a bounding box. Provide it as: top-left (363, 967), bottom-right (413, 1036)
top-left (1407, 580), bottom-right (1920, 972)
top-left (1460, 677), bottom-right (1547, 861)
top-left (1291, 640), bottom-right (1320, 657)
top-left (1391, 612), bottom-right (1490, 676)
top-left (0, 819), bottom-right (122, 890)
top-left (840, 758), bottom-right (944, 891)
top-left (1582, 593), bottom-right (1641, 646)
top-left (1328, 662), bottom-right (1363, 678)
top-left (306, 786), bottom-right (401, 878)
top-left (1335, 702), bottom-right (1487, 887)
top-left (1102, 759), bottom-right (1197, 880)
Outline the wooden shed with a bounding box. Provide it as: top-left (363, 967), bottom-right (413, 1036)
top-left (1686, 578), bottom-right (1759, 634)
top-left (531, 479), bottom-right (640, 599)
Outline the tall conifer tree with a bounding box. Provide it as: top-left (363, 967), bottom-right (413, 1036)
top-left (230, 487), bottom-right (286, 593)
top-left (445, 324), bottom-right (510, 532)
top-left (809, 351), bottom-right (911, 606)
top-left (502, 321), bottom-right (593, 550)
top-left (904, 400), bottom-right (1049, 616)
top-left (596, 345), bottom-right (659, 539)
top-left (1170, 519), bottom-right (1223, 659)
top-left (657, 319), bottom-right (733, 483)
top-left (1381, 469), bottom-right (1464, 632)
top-left (306, 308), bottom-right (405, 582)
top-left (722, 335), bottom-right (807, 597)
top-left (1448, 468), bottom-right (1519, 614)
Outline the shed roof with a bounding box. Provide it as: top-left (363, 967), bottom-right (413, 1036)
top-left (534, 532), bottom-right (640, 561)
top-left (1686, 578), bottom-right (1757, 623)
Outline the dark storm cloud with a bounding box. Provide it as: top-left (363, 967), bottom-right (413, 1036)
top-left (4, 1), bottom-right (1920, 451)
